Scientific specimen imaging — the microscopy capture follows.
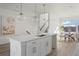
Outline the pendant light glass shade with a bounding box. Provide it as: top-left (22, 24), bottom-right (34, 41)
top-left (17, 13), bottom-right (26, 20)
top-left (17, 3), bottom-right (26, 20)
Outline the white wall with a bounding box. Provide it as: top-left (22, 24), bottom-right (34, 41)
top-left (47, 4), bottom-right (79, 35)
top-left (15, 16), bottom-right (38, 35)
top-left (0, 4), bottom-right (39, 44)
top-left (0, 5), bottom-right (39, 36)
top-left (1, 3), bottom-right (79, 44)
top-left (0, 36), bottom-right (9, 44)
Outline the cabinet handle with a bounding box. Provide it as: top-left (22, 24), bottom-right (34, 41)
top-left (32, 47), bottom-right (37, 54)
top-left (46, 42), bottom-right (48, 46)
top-left (32, 42), bottom-right (36, 44)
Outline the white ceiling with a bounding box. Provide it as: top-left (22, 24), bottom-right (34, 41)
top-left (0, 3), bottom-right (79, 12)
top-left (0, 3), bottom-right (38, 12)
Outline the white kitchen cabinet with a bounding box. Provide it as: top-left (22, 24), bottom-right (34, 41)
top-left (40, 36), bottom-right (52, 56)
top-left (10, 35), bottom-right (54, 56)
top-left (47, 36), bottom-right (53, 54)
top-left (26, 39), bottom-right (40, 56)
top-left (52, 34), bottom-right (57, 48)
top-left (10, 39), bottom-right (26, 56)
top-left (26, 45), bottom-right (40, 56)
top-left (10, 38), bottom-right (41, 56)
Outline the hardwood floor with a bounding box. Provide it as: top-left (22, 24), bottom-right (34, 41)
top-left (1, 40), bottom-right (79, 56)
top-left (50, 40), bottom-right (79, 56)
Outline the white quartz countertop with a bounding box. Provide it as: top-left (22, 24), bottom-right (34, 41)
top-left (10, 35), bottom-right (37, 42)
top-left (10, 35), bottom-right (49, 42)
top-left (9, 34), bottom-right (56, 42)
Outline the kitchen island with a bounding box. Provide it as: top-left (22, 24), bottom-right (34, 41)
top-left (10, 34), bottom-right (56, 56)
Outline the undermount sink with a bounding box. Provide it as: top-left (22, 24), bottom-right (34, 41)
top-left (36, 34), bottom-right (46, 37)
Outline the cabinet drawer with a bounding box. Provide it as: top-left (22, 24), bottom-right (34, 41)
top-left (26, 39), bottom-right (40, 47)
top-left (26, 45), bottom-right (40, 56)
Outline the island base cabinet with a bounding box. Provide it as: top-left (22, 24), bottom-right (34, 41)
top-left (26, 39), bottom-right (41, 56)
top-left (26, 46), bottom-right (40, 56)
top-left (10, 39), bottom-right (26, 56)
top-left (52, 34), bottom-right (57, 48)
top-left (10, 35), bottom-right (53, 56)
top-left (40, 36), bottom-right (52, 56)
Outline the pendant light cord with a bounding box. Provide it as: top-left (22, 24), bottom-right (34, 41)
top-left (34, 4), bottom-right (37, 18)
top-left (43, 4), bottom-right (45, 13)
top-left (20, 3), bottom-right (23, 15)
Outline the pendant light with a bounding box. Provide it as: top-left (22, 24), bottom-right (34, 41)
top-left (17, 3), bottom-right (26, 20)
top-left (34, 4), bottom-right (37, 19)
top-left (43, 4), bottom-right (46, 14)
